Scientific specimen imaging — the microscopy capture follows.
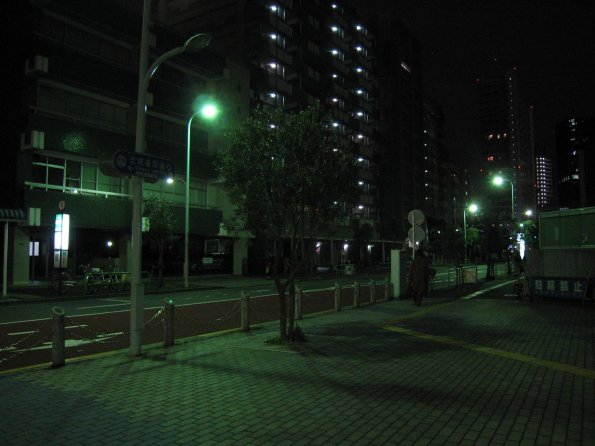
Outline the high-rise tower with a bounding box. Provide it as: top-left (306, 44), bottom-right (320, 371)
top-left (556, 117), bottom-right (595, 208)
top-left (476, 68), bottom-right (534, 218)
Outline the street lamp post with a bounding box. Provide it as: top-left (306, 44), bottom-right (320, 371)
top-left (184, 103), bottom-right (219, 288)
top-left (493, 176), bottom-right (515, 219)
top-left (184, 112), bottom-right (200, 289)
top-left (463, 203), bottom-right (478, 264)
top-left (130, 0), bottom-right (211, 355)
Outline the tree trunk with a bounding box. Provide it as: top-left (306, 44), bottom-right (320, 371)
top-left (274, 238), bottom-right (287, 341)
top-left (278, 289), bottom-right (287, 341)
top-left (158, 239), bottom-right (165, 287)
top-left (287, 278), bottom-right (295, 340)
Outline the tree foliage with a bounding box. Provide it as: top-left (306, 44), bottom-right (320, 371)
top-left (219, 104), bottom-right (358, 341)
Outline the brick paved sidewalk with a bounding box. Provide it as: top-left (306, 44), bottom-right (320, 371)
top-left (1, 280), bottom-right (593, 445)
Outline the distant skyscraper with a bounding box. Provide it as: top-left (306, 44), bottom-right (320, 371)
top-left (476, 68), bottom-right (534, 218)
top-left (556, 117), bottom-right (595, 208)
top-left (535, 156), bottom-right (554, 210)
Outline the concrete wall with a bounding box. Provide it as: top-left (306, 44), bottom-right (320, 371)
top-left (525, 248), bottom-right (595, 278)
top-left (12, 226), bottom-right (30, 285)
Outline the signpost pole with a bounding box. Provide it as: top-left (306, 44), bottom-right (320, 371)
top-left (130, 0), bottom-right (151, 356)
top-left (412, 213), bottom-right (416, 259)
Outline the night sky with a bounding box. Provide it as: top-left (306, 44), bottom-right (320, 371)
top-left (361, 0), bottom-right (595, 161)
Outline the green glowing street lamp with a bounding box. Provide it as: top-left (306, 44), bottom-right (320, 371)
top-left (464, 203), bottom-right (479, 264)
top-left (184, 99), bottom-right (219, 288)
top-left (493, 175), bottom-right (515, 219)
top-left (129, 0), bottom-right (212, 356)
top-left (200, 102), bottom-right (219, 120)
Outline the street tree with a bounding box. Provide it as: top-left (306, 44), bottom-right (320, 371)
top-left (144, 193), bottom-right (177, 287)
top-left (219, 104), bottom-right (358, 342)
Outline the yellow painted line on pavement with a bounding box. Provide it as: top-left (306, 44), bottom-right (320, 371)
top-left (381, 325), bottom-right (595, 379)
top-left (379, 280), bottom-right (595, 380)
top-left (383, 280), bottom-right (515, 324)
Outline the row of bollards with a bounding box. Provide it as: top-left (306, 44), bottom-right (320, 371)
top-left (337, 278), bottom-right (392, 312)
top-left (49, 279), bottom-right (393, 366)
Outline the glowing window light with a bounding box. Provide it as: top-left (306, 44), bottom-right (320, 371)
top-left (54, 213), bottom-right (70, 250)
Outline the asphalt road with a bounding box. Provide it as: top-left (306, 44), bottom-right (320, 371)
top-left (0, 264), bottom-right (496, 373)
top-left (0, 265), bottom-right (489, 323)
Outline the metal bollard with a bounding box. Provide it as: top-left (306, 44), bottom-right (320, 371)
top-left (334, 282), bottom-right (342, 312)
top-left (385, 278), bottom-right (392, 300)
top-left (353, 280), bottom-right (360, 307)
top-left (241, 290), bottom-right (250, 331)
top-left (370, 279), bottom-right (376, 303)
top-left (295, 286), bottom-right (303, 320)
top-left (51, 306), bottom-right (65, 368)
top-left (163, 298), bottom-right (175, 347)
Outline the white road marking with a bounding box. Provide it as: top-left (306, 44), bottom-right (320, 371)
top-left (7, 330), bottom-right (38, 336)
top-left (460, 280), bottom-right (515, 300)
top-left (14, 332), bottom-right (124, 352)
top-left (76, 303), bottom-right (130, 310)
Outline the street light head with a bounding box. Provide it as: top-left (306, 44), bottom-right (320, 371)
top-left (183, 33), bottom-right (212, 53)
top-left (200, 103), bottom-right (219, 120)
top-left (493, 176), bottom-right (504, 186)
top-left (468, 204), bottom-right (479, 213)
top-left (166, 177), bottom-right (174, 184)
top-left (525, 209), bottom-right (533, 217)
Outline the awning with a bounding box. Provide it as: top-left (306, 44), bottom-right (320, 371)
top-left (0, 209), bottom-right (27, 222)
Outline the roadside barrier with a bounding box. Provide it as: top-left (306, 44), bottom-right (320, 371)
top-left (241, 291), bottom-right (250, 332)
top-left (0, 320), bottom-right (51, 369)
top-left (370, 279), bottom-right (376, 303)
top-left (3, 277), bottom-right (397, 371)
top-left (5, 267), bottom-right (530, 372)
top-left (51, 306), bottom-right (65, 367)
top-left (163, 298), bottom-right (175, 347)
top-left (335, 282), bottom-right (342, 311)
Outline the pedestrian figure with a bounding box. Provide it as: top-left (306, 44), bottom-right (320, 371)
top-left (486, 252), bottom-right (496, 280)
top-left (408, 250), bottom-right (431, 306)
top-left (513, 250), bottom-right (523, 275)
top-left (265, 255), bottom-right (274, 278)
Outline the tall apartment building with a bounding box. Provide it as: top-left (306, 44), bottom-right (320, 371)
top-left (3, 0), bottom-right (250, 283)
top-left (157, 0), bottom-right (379, 227)
top-left (476, 68), bottom-right (534, 218)
top-left (371, 14), bottom-right (424, 240)
top-left (535, 155), bottom-right (554, 210)
top-left (555, 117), bottom-right (595, 208)
top-left (422, 98), bottom-right (446, 223)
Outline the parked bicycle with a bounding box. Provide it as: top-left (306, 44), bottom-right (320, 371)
top-left (51, 270), bottom-right (77, 294)
top-left (84, 271), bottom-right (128, 294)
